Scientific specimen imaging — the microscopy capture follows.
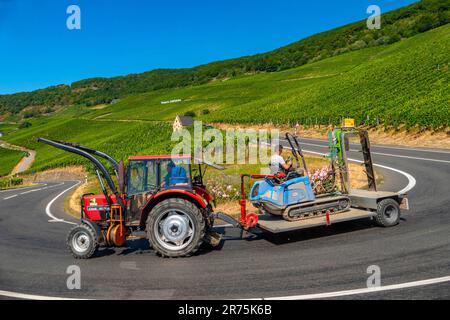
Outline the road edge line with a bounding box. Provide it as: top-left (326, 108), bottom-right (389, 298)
top-left (299, 148), bottom-right (417, 194)
top-left (260, 275), bottom-right (450, 300)
top-left (45, 181), bottom-right (80, 225)
top-left (0, 290), bottom-right (87, 300)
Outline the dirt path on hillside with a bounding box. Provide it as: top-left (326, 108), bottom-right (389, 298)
top-left (88, 116), bottom-right (168, 123)
top-left (0, 140), bottom-right (36, 176)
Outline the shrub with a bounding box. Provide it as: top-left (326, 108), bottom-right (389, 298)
top-left (19, 121), bottom-right (32, 129)
top-left (350, 40), bottom-right (367, 51)
top-left (0, 177), bottom-right (23, 189)
top-left (184, 111), bottom-right (196, 117)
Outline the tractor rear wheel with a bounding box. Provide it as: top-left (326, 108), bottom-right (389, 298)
top-left (66, 223), bottom-right (98, 259)
top-left (374, 198), bottom-right (400, 227)
top-left (146, 198), bottom-right (205, 257)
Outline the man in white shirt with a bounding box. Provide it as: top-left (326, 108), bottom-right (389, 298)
top-left (269, 145), bottom-right (292, 174)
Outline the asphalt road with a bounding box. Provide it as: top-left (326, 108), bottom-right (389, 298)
top-left (0, 138), bottom-right (449, 300)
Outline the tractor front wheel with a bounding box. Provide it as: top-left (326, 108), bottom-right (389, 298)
top-left (146, 198), bottom-right (205, 257)
top-left (66, 223), bottom-right (98, 259)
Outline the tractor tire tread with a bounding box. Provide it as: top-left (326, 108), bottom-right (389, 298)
top-left (66, 223), bottom-right (98, 259)
top-left (374, 198), bottom-right (400, 227)
top-left (146, 198), bottom-right (205, 258)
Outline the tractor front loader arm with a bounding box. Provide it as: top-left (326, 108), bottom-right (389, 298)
top-left (37, 138), bottom-right (124, 207)
top-left (51, 140), bottom-right (119, 173)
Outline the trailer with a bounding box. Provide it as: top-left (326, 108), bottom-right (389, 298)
top-left (232, 127), bottom-right (409, 234)
top-left (256, 190), bottom-right (408, 233)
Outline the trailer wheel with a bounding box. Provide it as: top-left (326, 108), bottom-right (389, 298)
top-left (67, 223), bottom-right (98, 259)
top-left (374, 198), bottom-right (400, 227)
top-left (146, 198), bottom-right (205, 257)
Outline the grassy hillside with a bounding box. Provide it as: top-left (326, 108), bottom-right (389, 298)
top-left (0, 148), bottom-right (25, 177)
top-left (81, 24), bottom-right (450, 129)
top-left (2, 109), bottom-right (174, 173)
top-left (0, 0), bottom-right (448, 117)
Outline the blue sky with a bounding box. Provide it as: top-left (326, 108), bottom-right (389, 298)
top-left (0, 0), bottom-right (417, 94)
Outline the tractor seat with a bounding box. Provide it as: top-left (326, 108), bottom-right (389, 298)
top-left (166, 166), bottom-right (189, 187)
top-left (285, 169), bottom-right (304, 180)
top-left (267, 172), bottom-right (286, 186)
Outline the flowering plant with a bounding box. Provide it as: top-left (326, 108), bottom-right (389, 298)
top-left (205, 175), bottom-right (241, 200)
top-left (309, 165), bottom-right (336, 194)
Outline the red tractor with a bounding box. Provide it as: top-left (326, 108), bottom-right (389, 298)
top-left (38, 138), bottom-right (232, 258)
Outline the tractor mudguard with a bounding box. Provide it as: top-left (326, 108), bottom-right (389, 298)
top-left (148, 189), bottom-right (207, 209)
top-left (139, 189), bottom-right (208, 227)
top-left (81, 218), bottom-right (104, 244)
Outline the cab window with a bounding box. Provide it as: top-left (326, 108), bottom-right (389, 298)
top-left (160, 159), bottom-right (191, 189)
top-left (127, 160), bottom-right (157, 195)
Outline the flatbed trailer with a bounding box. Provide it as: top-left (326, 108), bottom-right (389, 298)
top-left (244, 189), bottom-right (408, 234)
top-left (257, 208), bottom-right (375, 233)
top-left (236, 128), bottom-right (410, 235)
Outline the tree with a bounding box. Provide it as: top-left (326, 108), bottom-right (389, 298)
top-left (184, 111), bottom-right (196, 117)
top-left (19, 121), bottom-right (32, 129)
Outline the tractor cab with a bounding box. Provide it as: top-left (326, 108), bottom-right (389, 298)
top-left (126, 155), bottom-right (192, 195)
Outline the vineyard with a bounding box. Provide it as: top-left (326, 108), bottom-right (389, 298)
top-left (3, 113), bottom-right (174, 173)
top-left (0, 147), bottom-right (25, 177)
top-left (82, 24), bottom-right (450, 130)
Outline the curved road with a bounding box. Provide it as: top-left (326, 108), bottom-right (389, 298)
top-left (1, 139), bottom-right (449, 299)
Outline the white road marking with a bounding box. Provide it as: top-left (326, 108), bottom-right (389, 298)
top-left (45, 181), bottom-right (80, 225)
top-left (363, 144), bottom-right (450, 154)
top-left (1, 182), bottom-right (66, 201)
top-left (0, 183), bottom-right (46, 193)
top-left (347, 148), bottom-right (450, 164)
top-left (371, 162), bottom-right (416, 195)
top-left (370, 151), bottom-right (450, 164)
top-left (3, 194), bottom-right (17, 200)
top-left (2, 274), bottom-right (449, 300)
top-left (0, 290), bottom-right (86, 300)
top-left (260, 275), bottom-right (450, 300)
top-left (299, 138), bottom-right (450, 154)
top-left (20, 189), bottom-right (41, 194)
top-left (294, 141), bottom-right (329, 148)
